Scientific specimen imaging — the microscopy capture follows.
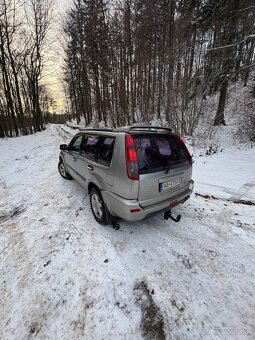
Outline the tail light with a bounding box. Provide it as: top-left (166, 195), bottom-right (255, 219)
top-left (178, 136), bottom-right (192, 166)
top-left (130, 208), bottom-right (141, 213)
top-left (125, 134), bottom-right (139, 180)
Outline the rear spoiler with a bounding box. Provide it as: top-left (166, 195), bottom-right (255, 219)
top-left (118, 125), bottom-right (172, 133)
top-left (78, 125), bottom-right (172, 133)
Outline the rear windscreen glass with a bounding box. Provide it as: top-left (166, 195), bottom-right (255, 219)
top-left (134, 134), bottom-right (188, 173)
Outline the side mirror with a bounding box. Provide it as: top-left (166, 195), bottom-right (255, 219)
top-left (60, 144), bottom-right (68, 151)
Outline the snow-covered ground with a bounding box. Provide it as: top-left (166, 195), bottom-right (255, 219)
top-left (0, 124), bottom-right (255, 340)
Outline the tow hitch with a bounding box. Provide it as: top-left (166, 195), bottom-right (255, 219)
top-left (164, 210), bottom-right (182, 222)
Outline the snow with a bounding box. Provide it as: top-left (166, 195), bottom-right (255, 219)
top-left (193, 146), bottom-right (255, 200)
top-left (0, 124), bottom-right (255, 339)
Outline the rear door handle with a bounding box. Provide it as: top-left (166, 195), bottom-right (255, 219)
top-left (88, 165), bottom-right (94, 171)
top-left (72, 156), bottom-right (76, 161)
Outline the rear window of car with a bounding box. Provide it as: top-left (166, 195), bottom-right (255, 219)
top-left (134, 134), bottom-right (188, 174)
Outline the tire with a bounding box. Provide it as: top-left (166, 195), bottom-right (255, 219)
top-left (58, 160), bottom-right (73, 180)
top-left (90, 187), bottom-right (107, 225)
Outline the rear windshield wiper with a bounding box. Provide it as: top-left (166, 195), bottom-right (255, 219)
top-left (163, 161), bottom-right (172, 174)
top-left (164, 158), bottom-right (187, 173)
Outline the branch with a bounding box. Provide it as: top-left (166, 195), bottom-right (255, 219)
top-left (239, 62), bottom-right (255, 71)
top-left (239, 6), bottom-right (255, 13)
top-left (205, 35), bottom-right (255, 52)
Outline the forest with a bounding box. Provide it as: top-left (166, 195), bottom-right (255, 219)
top-left (0, 0), bottom-right (255, 137)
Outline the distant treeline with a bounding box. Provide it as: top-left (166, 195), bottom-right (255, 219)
top-left (0, 112), bottom-right (71, 136)
top-left (64, 0), bottom-right (255, 134)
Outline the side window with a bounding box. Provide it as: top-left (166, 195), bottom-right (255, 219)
top-left (97, 137), bottom-right (115, 166)
top-left (68, 135), bottom-right (83, 152)
top-left (81, 135), bottom-right (99, 160)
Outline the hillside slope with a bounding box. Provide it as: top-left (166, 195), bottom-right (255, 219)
top-left (0, 124), bottom-right (255, 339)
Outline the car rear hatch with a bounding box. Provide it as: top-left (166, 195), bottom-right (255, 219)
top-left (133, 133), bottom-right (192, 208)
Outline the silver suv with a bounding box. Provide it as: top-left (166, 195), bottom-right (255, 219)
top-left (58, 126), bottom-right (194, 224)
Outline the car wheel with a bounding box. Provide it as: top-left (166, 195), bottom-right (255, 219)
top-left (90, 187), bottom-right (107, 225)
top-left (58, 160), bottom-right (72, 180)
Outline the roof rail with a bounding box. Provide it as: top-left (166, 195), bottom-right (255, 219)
top-left (128, 125), bottom-right (172, 133)
top-left (79, 127), bottom-right (114, 132)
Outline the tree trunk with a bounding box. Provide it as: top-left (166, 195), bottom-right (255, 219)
top-left (214, 78), bottom-right (227, 126)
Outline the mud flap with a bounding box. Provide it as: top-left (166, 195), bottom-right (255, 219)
top-left (105, 205), bottom-right (120, 229)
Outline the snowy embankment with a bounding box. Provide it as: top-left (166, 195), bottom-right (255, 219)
top-left (0, 124), bottom-right (255, 340)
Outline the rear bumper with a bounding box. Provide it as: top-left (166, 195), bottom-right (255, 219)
top-left (102, 180), bottom-right (194, 222)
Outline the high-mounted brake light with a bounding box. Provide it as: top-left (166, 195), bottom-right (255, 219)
top-left (178, 136), bottom-right (192, 166)
top-left (125, 134), bottom-right (139, 180)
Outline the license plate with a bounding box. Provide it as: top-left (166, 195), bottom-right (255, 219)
top-left (159, 178), bottom-right (182, 191)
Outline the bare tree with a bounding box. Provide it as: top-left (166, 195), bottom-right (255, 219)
top-left (61, 0), bottom-right (254, 133)
top-left (0, 0), bottom-right (55, 137)
top-left (25, 0), bottom-right (54, 132)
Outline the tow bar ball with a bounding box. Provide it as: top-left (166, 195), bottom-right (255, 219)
top-left (164, 211), bottom-right (182, 222)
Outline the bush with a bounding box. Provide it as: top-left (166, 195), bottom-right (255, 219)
top-left (236, 101), bottom-right (255, 142)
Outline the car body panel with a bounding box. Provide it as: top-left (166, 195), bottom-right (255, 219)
top-left (102, 183), bottom-right (193, 221)
top-left (138, 165), bottom-right (192, 207)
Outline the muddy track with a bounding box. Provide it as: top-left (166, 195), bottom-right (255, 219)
top-left (195, 192), bottom-right (255, 206)
top-left (0, 206), bottom-right (27, 224)
top-left (57, 126), bottom-right (74, 141)
top-left (134, 280), bottom-right (165, 340)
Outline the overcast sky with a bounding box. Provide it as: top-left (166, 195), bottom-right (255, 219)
top-left (42, 0), bottom-right (73, 112)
